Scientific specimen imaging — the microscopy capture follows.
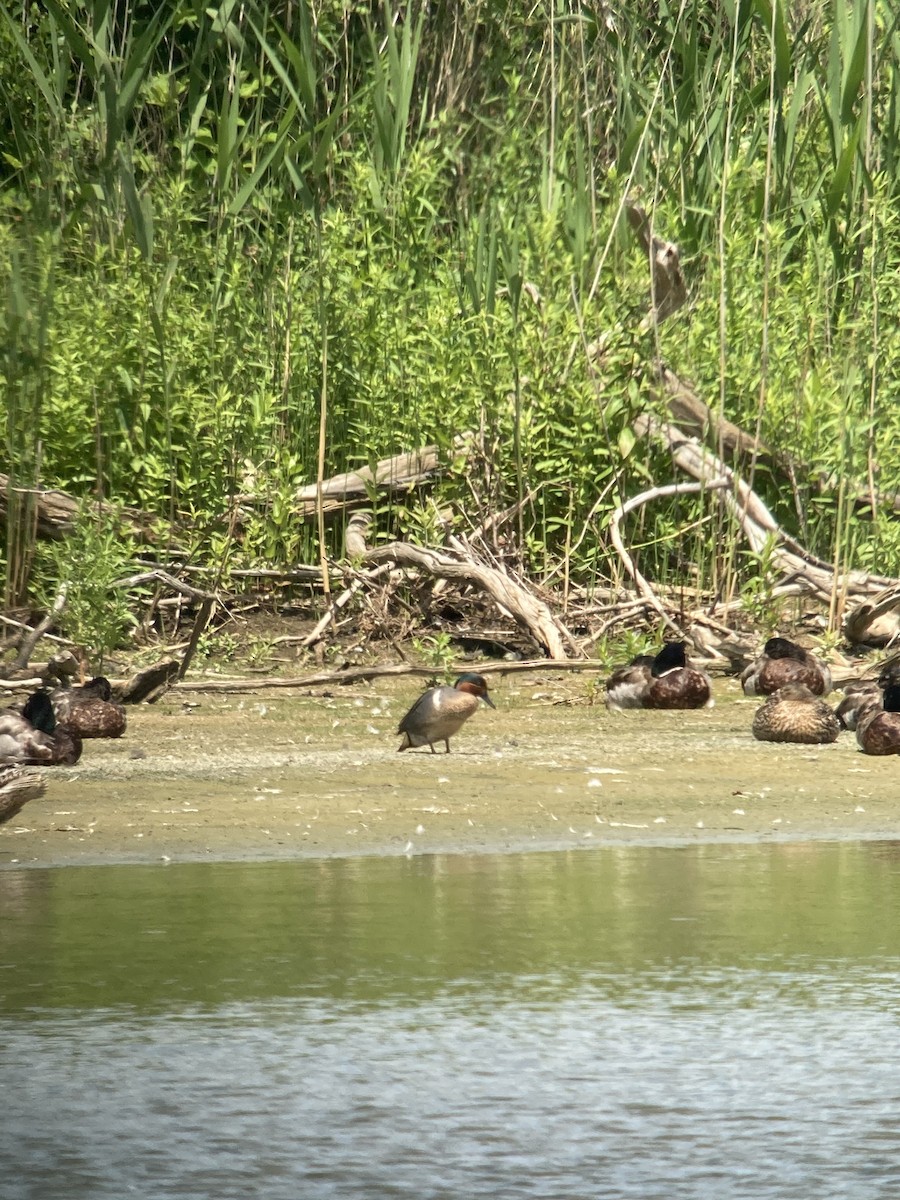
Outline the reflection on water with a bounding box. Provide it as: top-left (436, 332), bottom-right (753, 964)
top-left (2, 843), bottom-right (900, 1199)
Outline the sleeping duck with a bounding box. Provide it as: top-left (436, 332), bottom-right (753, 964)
top-left (604, 654), bottom-right (656, 710)
top-left (855, 684), bottom-right (900, 756)
top-left (751, 682), bottom-right (840, 745)
top-left (51, 676), bottom-right (127, 739)
top-left (836, 681), bottom-right (883, 731)
top-left (0, 690), bottom-right (82, 766)
top-left (606, 642), bottom-right (713, 710)
top-left (740, 637), bottom-right (832, 697)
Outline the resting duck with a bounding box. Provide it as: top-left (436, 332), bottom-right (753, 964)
top-left (836, 681), bottom-right (882, 731)
top-left (604, 654), bottom-right (656, 710)
top-left (740, 637), bottom-right (832, 697)
top-left (751, 682), bottom-right (840, 745)
top-left (855, 684), bottom-right (900, 756)
top-left (0, 690), bottom-right (82, 766)
top-left (51, 676), bottom-right (126, 739)
top-left (397, 673), bottom-right (495, 753)
top-left (606, 642), bottom-right (712, 710)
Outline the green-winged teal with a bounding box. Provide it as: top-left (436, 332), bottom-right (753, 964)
top-left (741, 637), bottom-right (832, 697)
top-left (856, 684), bottom-right (900, 755)
top-left (51, 676), bottom-right (127, 739)
top-left (397, 673), bottom-right (495, 753)
top-left (751, 682), bottom-right (839, 744)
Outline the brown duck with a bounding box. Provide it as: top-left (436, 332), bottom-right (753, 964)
top-left (856, 684), bottom-right (900, 756)
top-left (0, 690), bottom-right (82, 766)
top-left (741, 637), bottom-right (832, 697)
top-left (642, 642), bottom-right (713, 710)
top-left (751, 682), bottom-right (840, 745)
top-left (51, 676), bottom-right (127, 739)
top-left (604, 654), bottom-right (656, 710)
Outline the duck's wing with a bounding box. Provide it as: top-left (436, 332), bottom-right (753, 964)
top-left (397, 686), bottom-right (442, 734)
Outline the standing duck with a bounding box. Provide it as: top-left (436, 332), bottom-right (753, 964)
top-left (51, 676), bottom-right (127, 739)
top-left (0, 690), bottom-right (82, 766)
top-left (397, 673), bottom-right (495, 753)
top-left (751, 682), bottom-right (840, 745)
top-left (855, 684), bottom-right (900, 755)
top-left (641, 641), bottom-right (713, 710)
top-left (740, 637), bottom-right (832, 697)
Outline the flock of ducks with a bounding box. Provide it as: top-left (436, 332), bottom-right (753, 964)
top-left (0, 677), bottom-right (126, 769)
top-left (394, 638), bottom-right (900, 755)
top-left (605, 635), bottom-right (900, 753)
top-left (1, 640), bottom-right (898, 771)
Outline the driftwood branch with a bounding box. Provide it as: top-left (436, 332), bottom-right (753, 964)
top-left (634, 413), bottom-right (899, 635)
top-left (362, 542), bottom-right (569, 659)
top-left (110, 569), bottom-right (217, 602)
top-left (608, 480), bottom-right (731, 646)
top-left (0, 766), bottom-right (46, 825)
top-left (238, 436), bottom-right (473, 517)
top-left (841, 586), bottom-right (900, 648)
top-left (6, 584), bottom-right (68, 675)
top-left (172, 658), bottom-right (623, 693)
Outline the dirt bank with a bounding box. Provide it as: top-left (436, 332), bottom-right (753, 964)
top-left (1, 672), bottom-right (897, 868)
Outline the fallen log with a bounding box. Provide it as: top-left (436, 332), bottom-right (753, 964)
top-left (363, 541), bottom-right (570, 660)
top-left (171, 659), bottom-right (613, 693)
top-left (0, 475), bottom-right (164, 540)
top-left (0, 766), bottom-right (46, 825)
top-left (238, 436), bottom-right (472, 517)
top-left (841, 586), bottom-right (900, 648)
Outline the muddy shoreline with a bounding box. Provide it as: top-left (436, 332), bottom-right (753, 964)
top-left (2, 673), bottom-right (898, 869)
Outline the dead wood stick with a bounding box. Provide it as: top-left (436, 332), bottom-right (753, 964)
top-left (608, 480), bottom-right (731, 640)
top-left (178, 598), bottom-right (216, 680)
top-left (0, 766), bottom-right (46, 824)
top-left (300, 563), bottom-right (395, 649)
top-left (635, 414), bottom-right (897, 603)
top-left (111, 569), bottom-right (217, 602)
top-left (363, 542), bottom-right (569, 659)
top-left (173, 659), bottom-right (609, 692)
top-left (8, 584), bottom-right (68, 672)
top-left (0, 677), bottom-right (44, 691)
top-left (0, 614), bottom-right (75, 647)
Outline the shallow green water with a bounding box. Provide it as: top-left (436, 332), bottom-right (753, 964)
top-left (3, 842), bottom-right (900, 1198)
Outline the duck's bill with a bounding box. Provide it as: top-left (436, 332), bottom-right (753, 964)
top-left (482, 694), bottom-right (496, 709)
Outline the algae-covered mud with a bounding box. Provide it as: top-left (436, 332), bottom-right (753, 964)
top-left (1, 673), bottom-right (897, 868)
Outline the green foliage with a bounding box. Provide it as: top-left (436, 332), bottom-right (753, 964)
top-left (412, 632), bottom-right (456, 680)
top-left (1, 0), bottom-right (900, 621)
top-left (34, 504), bottom-right (139, 667)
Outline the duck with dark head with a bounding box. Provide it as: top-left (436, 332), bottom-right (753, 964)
top-left (642, 641), bottom-right (713, 710)
top-left (0, 690), bottom-right (82, 766)
top-left (606, 642), bottom-right (712, 710)
top-left (740, 637), bottom-right (832, 697)
top-left (856, 684), bottom-right (900, 756)
top-left (397, 673), bottom-right (495, 754)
